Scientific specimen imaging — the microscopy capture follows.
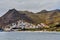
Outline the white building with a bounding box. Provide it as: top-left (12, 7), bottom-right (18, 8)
top-left (11, 23), bottom-right (17, 28)
top-left (36, 24), bottom-right (41, 28)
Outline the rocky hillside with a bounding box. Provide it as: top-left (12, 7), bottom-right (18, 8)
top-left (0, 9), bottom-right (60, 27)
top-left (36, 9), bottom-right (60, 25)
top-left (0, 9), bottom-right (34, 27)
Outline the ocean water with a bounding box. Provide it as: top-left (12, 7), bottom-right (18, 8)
top-left (0, 32), bottom-right (60, 40)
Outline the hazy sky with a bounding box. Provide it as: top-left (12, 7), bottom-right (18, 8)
top-left (0, 0), bottom-right (60, 17)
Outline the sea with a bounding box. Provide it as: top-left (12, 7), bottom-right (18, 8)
top-left (0, 31), bottom-right (60, 40)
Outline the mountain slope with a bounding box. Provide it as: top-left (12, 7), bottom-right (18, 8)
top-left (0, 9), bottom-right (60, 27)
top-left (0, 9), bottom-right (34, 27)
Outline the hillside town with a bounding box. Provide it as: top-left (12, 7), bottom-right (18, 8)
top-left (0, 9), bottom-right (60, 32)
top-left (3, 20), bottom-right (49, 31)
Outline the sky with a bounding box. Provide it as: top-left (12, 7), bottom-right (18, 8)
top-left (0, 0), bottom-right (60, 17)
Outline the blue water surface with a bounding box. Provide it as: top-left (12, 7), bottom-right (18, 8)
top-left (0, 32), bottom-right (60, 40)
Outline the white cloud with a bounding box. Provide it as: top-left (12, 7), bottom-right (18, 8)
top-left (0, 0), bottom-right (60, 16)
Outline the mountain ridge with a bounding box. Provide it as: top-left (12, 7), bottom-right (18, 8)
top-left (0, 9), bottom-right (60, 27)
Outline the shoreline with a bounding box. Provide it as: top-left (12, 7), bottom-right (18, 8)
top-left (10, 31), bottom-right (60, 33)
top-left (1, 31), bottom-right (60, 33)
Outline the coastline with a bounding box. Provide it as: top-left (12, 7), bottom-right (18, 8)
top-left (10, 31), bottom-right (59, 33)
